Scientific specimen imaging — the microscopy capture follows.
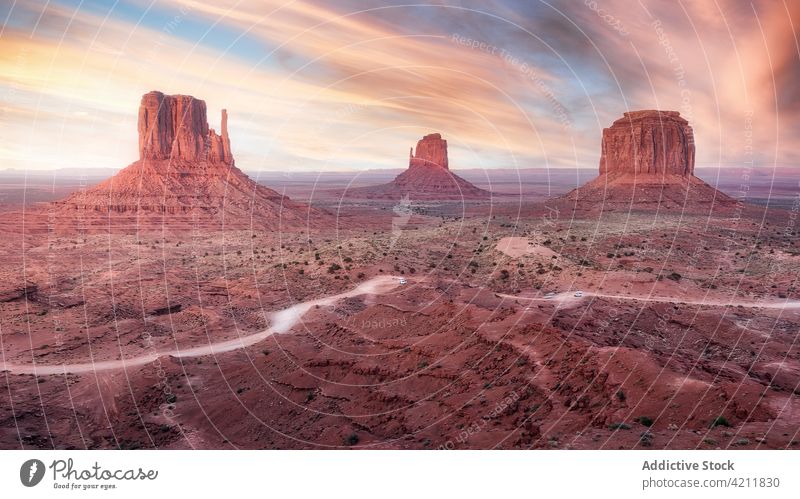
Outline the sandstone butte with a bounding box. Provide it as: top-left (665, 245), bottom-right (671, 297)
top-left (343, 132), bottom-right (491, 200)
top-left (408, 133), bottom-right (449, 169)
top-left (52, 91), bottom-right (325, 231)
top-left (138, 91), bottom-right (232, 165)
top-left (563, 110), bottom-right (734, 211)
top-left (599, 110), bottom-right (695, 176)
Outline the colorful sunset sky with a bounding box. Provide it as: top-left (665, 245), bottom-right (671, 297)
top-left (1, 0), bottom-right (798, 172)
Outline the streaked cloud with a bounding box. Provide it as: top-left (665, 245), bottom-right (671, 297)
top-left (0, 0), bottom-right (797, 172)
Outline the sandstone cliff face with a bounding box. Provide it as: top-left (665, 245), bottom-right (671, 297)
top-left (137, 91), bottom-right (232, 164)
top-left (599, 110), bottom-right (694, 176)
top-left (409, 133), bottom-right (448, 169)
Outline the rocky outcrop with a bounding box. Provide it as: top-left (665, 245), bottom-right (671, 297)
top-left (599, 110), bottom-right (694, 176)
top-left (0, 282), bottom-right (37, 303)
top-left (208, 109), bottom-right (232, 164)
top-left (409, 133), bottom-right (449, 169)
top-left (53, 91), bottom-right (327, 230)
top-left (343, 133), bottom-right (490, 200)
top-left (559, 110), bottom-right (733, 212)
top-left (137, 91), bottom-right (232, 164)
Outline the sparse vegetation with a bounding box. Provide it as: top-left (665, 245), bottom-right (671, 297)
top-left (710, 416), bottom-right (731, 428)
top-left (345, 433), bottom-right (359, 446)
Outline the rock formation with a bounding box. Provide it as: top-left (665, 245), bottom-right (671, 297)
top-left (599, 110), bottom-right (694, 176)
top-left (208, 109), bottom-right (233, 164)
top-left (561, 110), bottom-right (733, 211)
top-left (409, 133), bottom-right (449, 169)
top-left (343, 133), bottom-right (490, 200)
top-left (137, 91), bottom-right (233, 164)
top-left (53, 91), bottom-right (326, 230)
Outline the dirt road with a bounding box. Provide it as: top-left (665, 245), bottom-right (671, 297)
top-left (0, 275), bottom-right (402, 375)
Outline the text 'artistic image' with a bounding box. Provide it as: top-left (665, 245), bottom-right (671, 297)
top-left (0, 0), bottom-right (798, 450)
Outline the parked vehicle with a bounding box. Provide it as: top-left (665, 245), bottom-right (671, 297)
top-left (399, 278), bottom-right (407, 285)
top-left (574, 291), bottom-right (584, 297)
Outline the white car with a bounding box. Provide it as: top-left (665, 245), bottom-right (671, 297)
top-left (544, 292), bottom-right (556, 299)
top-left (399, 278), bottom-right (407, 285)
top-left (574, 291), bottom-right (584, 297)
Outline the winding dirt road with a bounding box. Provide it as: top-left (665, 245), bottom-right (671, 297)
top-left (0, 275), bottom-right (402, 376)
top-left (497, 290), bottom-right (800, 310)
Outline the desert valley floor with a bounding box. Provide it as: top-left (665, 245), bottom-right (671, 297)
top-left (1, 192), bottom-right (799, 449)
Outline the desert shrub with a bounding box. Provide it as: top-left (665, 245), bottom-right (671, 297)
top-left (667, 272), bottom-right (682, 281)
top-left (636, 416), bottom-right (654, 427)
top-left (327, 263), bottom-right (342, 273)
top-left (608, 423), bottom-right (631, 430)
top-left (345, 433), bottom-right (359, 446)
top-left (710, 416), bottom-right (731, 428)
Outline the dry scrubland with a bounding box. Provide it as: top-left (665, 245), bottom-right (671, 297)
top-left (2, 202), bottom-right (798, 449)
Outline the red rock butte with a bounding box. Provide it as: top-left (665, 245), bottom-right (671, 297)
top-left (409, 133), bottom-right (449, 169)
top-left (48, 91), bottom-right (325, 231)
top-left (343, 132), bottom-right (491, 200)
top-left (563, 110), bottom-right (733, 211)
top-left (600, 110), bottom-right (695, 176)
top-left (138, 91), bottom-right (232, 164)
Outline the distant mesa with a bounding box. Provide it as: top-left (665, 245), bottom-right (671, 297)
top-left (53, 90), bottom-right (324, 230)
top-left (562, 110), bottom-right (734, 211)
top-left (342, 132), bottom-right (491, 200)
